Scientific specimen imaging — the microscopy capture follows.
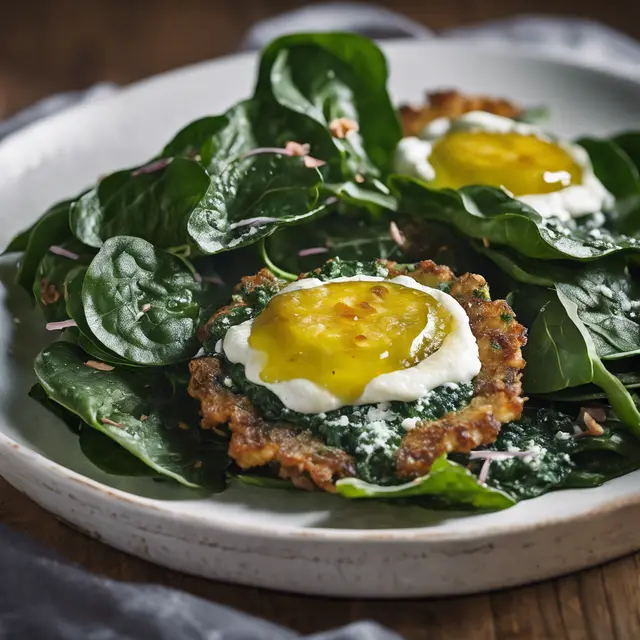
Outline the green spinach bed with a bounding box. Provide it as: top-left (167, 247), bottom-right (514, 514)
top-left (6, 32), bottom-right (640, 510)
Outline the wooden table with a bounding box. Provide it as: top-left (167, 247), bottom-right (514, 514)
top-left (1, 2), bottom-right (640, 638)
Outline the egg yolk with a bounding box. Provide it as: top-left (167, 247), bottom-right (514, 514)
top-left (428, 131), bottom-right (583, 196)
top-left (249, 281), bottom-right (454, 403)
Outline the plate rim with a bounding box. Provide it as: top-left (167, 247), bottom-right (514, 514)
top-left (2, 37), bottom-right (640, 546)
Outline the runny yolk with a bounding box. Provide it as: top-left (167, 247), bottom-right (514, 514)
top-left (248, 281), bottom-right (454, 403)
top-left (428, 130), bottom-right (583, 196)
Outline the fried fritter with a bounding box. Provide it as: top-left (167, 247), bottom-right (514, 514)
top-left (399, 90), bottom-right (522, 137)
top-left (189, 357), bottom-right (356, 492)
top-left (189, 259), bottom-right (526, 490)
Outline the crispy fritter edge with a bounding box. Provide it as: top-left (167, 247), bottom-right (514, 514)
top-left (399, 89), bottom-right (522, 137)
top-left (386, 260), bottom-right (527, 477)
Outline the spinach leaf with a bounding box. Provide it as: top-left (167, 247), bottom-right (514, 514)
top-left (4, 225), bottom-right (34, 254)
top-left (161, 115), bottom-right (229, 160)
top-left (70, 159), bottom-right (211, 251)
top-left (515, 285), bottom-right (640, 436)
top-left (64, 267), bottom-right (133, 366)
top-left (16, 200), bottom-right (74, 296)
top-left (578, 137), bottom-right (639, 199)
top-left (479, 247), bottom-right (640, 360)
top-left (614, 132), bottom-right (640, 173)
top-left (187, 153), bottom-right (324, 254)
top-left (82, 236), bottom-right (202, 365)
top-left (33, 241), bottom-right (92, 322)
top-left (34, 341), bottom-right (228, 488)
top-left (265, 210), bottom-right (403, 274)
top-left (31, 382), bottom-right (153, 476)
top-left (256, 33), bottom-right (401, 177)
top-left (391, 177), bottom-right (640, 261)
top-left (336, 456), bottom-right (514, 510)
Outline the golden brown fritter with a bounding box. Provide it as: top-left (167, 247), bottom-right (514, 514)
top-left (399, 90), bottom-right (523, 137)
top-left (387, 260), bottom-right (527, 477)
top-left (189, 259), bottom-right (527, 490)
top-left (189, 357), bottom-right (356, 492)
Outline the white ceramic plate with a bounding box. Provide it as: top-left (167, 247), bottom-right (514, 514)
top-left (1, 40), bottom-right (640, 598)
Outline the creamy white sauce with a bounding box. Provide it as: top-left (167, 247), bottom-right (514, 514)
top-left (393, 111), bottom-right (614, 222)
top-left (222, 275), bottom-right (481, 414)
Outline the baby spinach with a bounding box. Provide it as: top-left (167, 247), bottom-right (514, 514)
top-left (614, 132), bottom-right (640, 174)
top-left (32, 241), bottom-right (91, 322)
top-left (187, 153), bottom-right (324, 254)
top-left (515, 285), bottom-right (640, 436)
top-left (265, 210), bottom-right (403, 274)
top-left (479, 247), bottom-right (640, 360)
top-left (16, 200), bottom-right (75, 296)
top-left (578, 137), bottom-right (640, 199)
top-left (34, 342), bottom-right (228, 488)
top-left (30, 381), bottom-right (153, 476)
top-left (64, 267), bottom-right (132, 366)
top-left (82, 236), bottom-right (202, 365)
top-left (255, 33), bottom-right (402, 178)
top-left (336, 456), bottom-right (515, 510)
top-left (391, 177), bottom-right (640, 261)
top-left (70, 159), bottom-right (211, 251)
top-left (161, 114), bottom-right (229, 160)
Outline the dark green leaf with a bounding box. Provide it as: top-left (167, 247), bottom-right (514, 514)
top-left (516, 285), bottom-right (640, 436)
top-left (578, 137), bottom-right (639, 199)
top-left (17, 200), bottom-right (74, 296)
top-left (161, 115), bottom-right (229, 160)
top-left (64, 267), bottom-right (132, 366)
top-left (82, 236), bottom-right (202, 365)
top-left (614, 132), bottom-right (640, 173)
top-left (70, 160), bottom-right (211, 250)
top-left (480, 247), bottom-right (640, 359)
top-left (391, 177), bottom-right (640, 261)
top-left (336, 456), bottom-right (514, 510)
top-left (32, 241), bottom-right (92, 322)
top-left (187, 153), bottom-right (324, 254)
top-left (4, 225), bottom-right (34, 254)
top-left (34, 341), bottom-right (228, 488)
top-left (255, 32), bottom-right (401, 176)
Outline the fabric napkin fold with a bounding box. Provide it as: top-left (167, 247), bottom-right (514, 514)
top-left (0, 525), bottom-right (401, 639)
top-left (1, 4), bottom-right (640, 639)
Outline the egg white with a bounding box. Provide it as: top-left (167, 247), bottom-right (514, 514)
top-left (394, 111), bottom-right (614, 222)
top-left (221, 275), bottom-right (481, 414)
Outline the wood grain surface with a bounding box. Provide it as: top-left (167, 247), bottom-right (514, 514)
top-left (1, 2), bottom-right (640, 638)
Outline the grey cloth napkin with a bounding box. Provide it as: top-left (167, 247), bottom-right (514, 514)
top-left (1, 5), bottom-right (639, 639)
top-left (0, 525), bottom-right (401, 640)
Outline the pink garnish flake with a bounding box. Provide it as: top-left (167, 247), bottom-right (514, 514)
top-left (298, 247), bottom-right (329, 257)
top-left (285, 141), bottom-right (311, 156)
top-left (85, 360), bottom-right (115, 372)
top-left (303, 156), bottom-right (326, 169)
top-left (389, 221), bottom-right (406, 247)
top-left (329, 117), bottom-right (359, 139)
top-left (141, 303), bottom-right (152, 313)
top-left (101, 417), bottom-right (124, 428)
top-left (132, 158), bottom-right (172, 176)
top-left (471, 449), bottom-right (540, 485)
top-left (478, 458), bottom-right (492, 484)
top-left (49, 246), bottom-right (80, 260)
top-left (46, 319), bottom-right (77, 331)
top-left (469, 450), bottom-right (537, 461)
